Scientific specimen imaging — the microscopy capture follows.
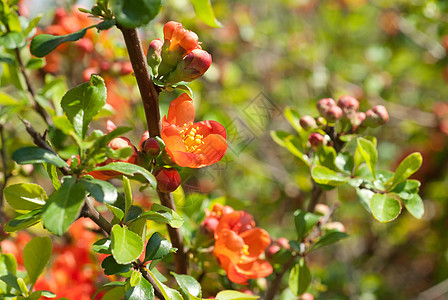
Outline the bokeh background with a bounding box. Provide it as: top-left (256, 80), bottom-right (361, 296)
top-left (2, 0), bottom-right (448, 299)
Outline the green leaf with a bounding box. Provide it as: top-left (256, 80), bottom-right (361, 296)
top-left (403, 193), bottom-right (424, 219)
top-left (309, 229), bottom-right (348, 251)
top-left (316, 146), bottom-right (338, 171)
top-left (311, 165), bottom-right (348, 187)
top-left (93, 238), bottom-right (112, 254)
top-left (283, 107), bottom-right (302, 133)
top-left (288, 258), bottom-right (311, 296)
top-left (130, 270), bottom-right (142, 287)
top-left (61, 74), bottom-right (107, 139)
top-left (144, 232), bottom-right (172, 262)
top-left (24, 14), bottom-right (42, 37)
top-left (215, 290), bottom-right (259, 300)
top-left (41, 177), bottom-right (86, 235)
top-left (270, 130), bottom-right (310, 166)
top-left (147, 270), bottom-right (183, 300)
top-left (4, 183), bottom-right (47, 212)
top-left (93, 281), bottom-right (127, 299)
top-left (80, 177), bottom-right (118, 204)
top-left (356, 188), bottom-right (374, 212)
top-left (389, 152), bottom-right (423, 189)
top-left (30, 27), bottom-right (90, 57)
top-left (17, 277), bottom-right (28, 297)
top-left (172, 272), bottom-right (202, 298)
top-left (43, 163), bottom-right (61, 190)
top-left (356, 138), bottom-right (378, 179)
top-left (23, 236), bottom-right (52, 285)
top-left (0, 32), bottom-right (25, 49)
top-left (294, 210), bottom-right (320, 242)
top-left (190, 0), bottom-right (222, 28)
top-left (111, 224), bottom-right (144, 264)
top-left (26, 57), bottom-right (45, 69)
top-left (110, 0), bottom-right (162, 28)
top-left (391, 179), bottom-right (420, 200)
top-left (125, 276), bottom-right (154, 300)
top-left (139, 203), bottom-right (183, 228)
top-left (369, 194), bottom-right (402, 223)
top-left (123, 176), bottom-right (133, 218)
top-left (4, 209), bottom-right (42, 232)
top-left (0, 91), bottom-right (18, 105)
top-left (93, 162), bottom-right (157, 188)
top-left (101, 255), bottom-right (132, 275)
top-left (12, 147), bottom-right (68, 168)
top-left (107, 204), bottom-right (125, 221)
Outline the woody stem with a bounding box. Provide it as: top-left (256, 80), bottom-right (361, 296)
top-left (119, 26), bottom-right (188, 275)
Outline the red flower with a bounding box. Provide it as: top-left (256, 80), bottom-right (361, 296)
top-left (213, 211), bottom-right (273, 285)
top-left (161, 93), bottom-right (227, 168)
top-left (163, 21), bottom-right (201, 53)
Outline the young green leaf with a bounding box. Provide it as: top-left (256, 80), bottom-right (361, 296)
top-left (41, 177), bottom-right (86, 235)
top-left (110, 0), bottom-right (162, 28)
top-left (215, 290), bottom-right (259, 300)
top-left (93, 162), bottom-right (157, 188)
top-left (403, 193), bottom-right (424, 219)
top-left (23, 236), bottom-right (52, 285)
top-left (190, 0), bottom-right (222, 28)
top-left (12, 147), bottom-right (68, 168)
top-left (172, 272), bottom-right (202, 298)
top-left (309, 229), bottom-right (348, 251)
top-left (4, 183), bottom-right (47, 212)
top-left (356, 138), bottom-right (378, 179)
top-left (311, 165), bottom-right (348, 187)
top-left (294, 210), bottom-right (320, 242)
top-left (0, 32), bottom-right (25, 49)
top-left (389, 152), bottom-right (423, 189)
top-left (289, 258), bottom-right (311, 296)
top-left (4, 209), bottom-right (42, 232)
top-left (93, 238), bottom-right (112, 254)
top-left (370, 194), bottom-right (402, 222)
top-left (138, 203), bottom-right (184, 228)
top-left (123, 176), bottom-right (133, 218)
top-left (147, 270), bottom-right (183, 300)
top-left (110, 225), bottom-right (144, 264)
top-left (125, 276), bottom-right (154, 300)
top-left (43, 163), bottom-right (61, 190)
top-left (30, 27), bottom-right (90, 57)
top-left (144, 232), bottom-right (172, 262)
top-left (61, 74), bottom-right (107, 139)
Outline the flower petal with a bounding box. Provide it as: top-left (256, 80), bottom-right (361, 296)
top-left (166, 93), bottom-right (195, 127)
top-left (199, 134), bottom-right (227, 166)
top-left (213, 229), bottom-right (245, 264)
top-left (215, 211), bottom-right (255, 239)
top-left (235, 259), bottom-right (273, 280)
top-left (239, 228), bottom-right (271, 258)
top-left (196, 120), bottom-right (227, 139)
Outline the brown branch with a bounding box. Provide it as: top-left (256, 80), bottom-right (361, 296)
top-left (118, 26), bottom-right (188, 274)
top-left (307, 181), bottom-right (323, 212)
top-left (0, 124), bottom-right (11, 223)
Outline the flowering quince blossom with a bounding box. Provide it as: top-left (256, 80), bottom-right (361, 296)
top-left (201, 203), bottom-right (235, 233)
top-left (160, 93), bottom-right (227, 168)
top-left (213, 210), bottom-right (273, 285)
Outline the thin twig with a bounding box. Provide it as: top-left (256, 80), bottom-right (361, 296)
top-left (0, 124), bottom-right (11, 223)
top-left (119, 26), bottom-right (188, 274)
top-left (307, 181), bottom-right (323, 213)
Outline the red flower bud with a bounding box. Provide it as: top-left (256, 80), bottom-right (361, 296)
top-left (299, 115), bottom-right (317, 130)
top-left (147, 38), bottom-right (163, 73)
top-left (317, 98), bottom-right (336, 116)
top-left (120, 62), bottom-right (133, 75)
top-left (308, 133), bottom-right (325, 148)
top-left (163, 21), bottom-right (200, 53)
top-left (364, 105), bottom-right (389, 128)
top-left (337, 95), bottom-right (359, 117)
top-left (277, 237), bottom-right (290, 249)
top-left (351, 112), bottom-right (366, 131)
top-left (141, 138), bottom-right (160, 157)
top-left (164, 49), bottom-right (212, 83)
top-left (154, 168), bottom-right (181, 193)
top-left (77, 38), bottom-right (94, 53)
top-left (266, 244), bottom-right (281, 258)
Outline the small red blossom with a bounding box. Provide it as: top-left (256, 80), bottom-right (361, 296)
top-left (161, 93), bottom-right (227, 168)
top-left (163, 21), bottom-right (201, 53)
top-left (213, 211), bottom-right (273, 284)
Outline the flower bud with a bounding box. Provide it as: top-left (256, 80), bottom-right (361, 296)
top-left (364, 105), bottom-right (389, 128)
top-left (139, 131), bottom-right (150, 150)
top-left (120, 62), bottom-right (133, 75)
top-left (201, 217), bottom-right (220, 233)
top-left (351, 112), bottom-right (366, 131)
top-left (155, 168), bottom-right (181, 193)
top-left (315, 203), bottom-right (330, 215)
top-left (325, 105), bottom-right (343, 123)
top-left (308, 133), bottom-right (325, 148)
top-left (299, 115), bottom-right (317, 130)
top-left (300, 293), bottom-right (314, 300)
top-left (147, 38), bottom-right (163, 74)
top-left (164, 49), bottom-right (212, 84)
top-left (337, 95), bottom-right (359, 118)
top-left (266, 244), bottom-right (281, 258)
top-left (317, 98), bottom-right (336, 117)
top-left (326, 221), bottom-right (346, 232)
top-left (141, 138), bottom-right (160, 157)
top-left (277, 237), bottom-right (290, 249)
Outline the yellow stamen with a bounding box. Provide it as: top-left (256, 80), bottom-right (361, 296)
top-left (242, 245), bottom-right (249, 256)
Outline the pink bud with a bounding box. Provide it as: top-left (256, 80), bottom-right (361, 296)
top-left (139, 131), bottom-right (150, 150)
top-left (326, 105), bottom-right (343, 123)
top-left (201, 217), bottom-right (220, 233)
top-left (164, 49), bottom-right (212, 83)
top-left (337, 95), bottom-right (359, 117)
top-left (155, 168), bottom-right (182, 193)
top-left (277, 237), bottom-right (290, 249)
top-left (120, 62), bottom-right (133, 75)
top-left (267, 245), bottom-right (281, 258)
top-left (300, 115), bottom-right (317, 130)
top-left (147, 39), bottom-right (163, 71)
top-left (351, 112), bottom-right (366, 131)
top-left (315, 203), bottom-right (329, 215)
top-left (300, 293), bottom-right (314, 300)
top-left (77, 38), bottom-right (94, 53)
top-left (106, 120), bottom-right (117, 132)
top-left (308, 133), bottom-right (325, 148)
top-left (326, 222), bottom-right (346, 232)
top-left (82, 67), bottom-right (98, 82)
top-left (364, 105), bottom-right (389, 128)
top-left (141, 138), bottom-right (161, 157)
top-left (317, 98), bottom-right (336, 116)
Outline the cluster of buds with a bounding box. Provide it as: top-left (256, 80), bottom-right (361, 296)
top-left (300, 95), bottom-right (389, 148)
top-left (147, 22), bottom-right (212, 84)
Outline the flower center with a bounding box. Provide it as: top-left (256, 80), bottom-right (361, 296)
top-left (180, 123), bottom-right (205, 153)
top-left (242, 244), bottom-right (250, 256)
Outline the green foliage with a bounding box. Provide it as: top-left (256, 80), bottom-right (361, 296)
top-left (137, 203), bottom-right (183, 228)
top-left (110, 0), bottom-right (162, 28)
top-left (294, 210), bottom-right (320, 242)
top-left (4, 183), bottom-right (47, 212)
top-left (80, 177), bottom-right (118, 204)
top-left (311, 165), bottom-right (348, 187)
top-left (30, 28), bottom-right (90, 57)
top-left (125, 275), bottom-right (155, 300)
top-left (288, 258), bottom-right (311, 296)
top-left (12, 147), bottom-right (68, 168)
top-left (308, 230), bottom-right (348, 251)
top-left (215, 291), bottom-right (259, 299)
top-left (4, 209), bottom-right (42, 232)
top-left (93, 162), bottom-right (157, 188)
top-left (369, 194), bottom-right (402, 223)
top-left (101, 255), bottom-right (132, 275)
top-left (61, 74), bottom-right (107, 139)
top-left (144, 232), bottom-right (172, 262)
top-left (356, 138), bottom-right (378, 178)
top-left (172, 272), bottom-right (202, 299)
top-left (23, 236), bottom-right (52, 285)
top-left (41, 177), bottom-right (86, 235)
top-left (190, 0), bottom-right (222, 28)
top-left (388, 152), bottom-right (423, 189)
top-left (110, 224), bottom-right (144, 264)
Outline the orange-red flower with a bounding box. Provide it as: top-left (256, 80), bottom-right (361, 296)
top-left (163, 21), bottom-right (201, 54)
top-left (161, 93), bottom-right (227, 168)
top-left (213, 211), bottom-right (273, 285)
